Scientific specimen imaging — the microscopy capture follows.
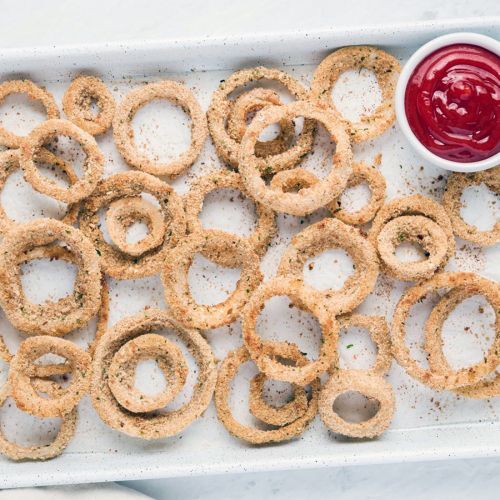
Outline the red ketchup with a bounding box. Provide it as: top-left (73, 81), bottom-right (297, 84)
top-left (405, 43), bottom-right (500, 163)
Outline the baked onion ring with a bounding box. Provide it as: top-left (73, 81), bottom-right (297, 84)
top-left (0, 80), bottom-right (59, 149)
top-left (90, 309), bottom-right (216, 439)
top-left (239, 100), bottom-right (352, 216)
top-left (214, 344), bottom-right (320, 444)
top-left (311, 46), bottom-right (400, 142)
top-left (19, 119), bottom-right (104, 203)
top-left (0, 148), bottom-right (79, 235)
top-left (79, 171), bottom-right (186, 279)
top-left (391, 272), bottom-right (500, 391)
top-left (62, 75), bottom-right (115, 136)
top-left (207, 67), bottom-right (315, 172)
top-left (107, 333), bottom-right (188, 413)
top-left (442, 167), bottom-right (499, 247)
top-left (424, 286), bottom-right (500, 399)
top-left (369, 194), bottom-right (455, 272)
top-left (0, 219), bottom-right (101, 336)
top-left (113, 80), bottom-right (207, 177)
top-left (8, 336), bottom-right (91, 417)
top-left (105, 196), bottom-right (166, 257)
top-left (319, 369), bottom-right (395, 438)
top-left (162, 229), bottom-right (262, 329)
top-left (376, 215), bottom-right (449, 281)
top-left (226, 88), bottom-right (295, 157)
top-left (0, 379), bottom-right (77, 461)
top-left (183, 170), bottom-right (276, 257)
top-left (278, 218), bottom-right (379, 315)
top-left (242, 276), bottom-right (338, 385)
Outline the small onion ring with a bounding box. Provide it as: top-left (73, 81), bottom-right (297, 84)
top-left (376, 215), bottom-right (449, 281)
top-left (368, 194), bottom-right (455, 271)
top-left (0, 80), bottom-right (59, 149)
top-left (113, 80), bottom-right (207, 177)
top-left (8, 336), bottom-right (91, 417)
top-left (207, 66), bottom-right (315, 172)
top-left (183, 170), bottom-right (276, 257)
top-left (311, 46), bottom-right (400, 143)
top-left (214, 344), bottom-right (320, 444)
top-left (0, 148), bottom-right (79, 235)
top-left (162, 229), bottom-right (262, 330)
top-left (79, 171), bottom-right (186, 280)
top-left (242, 276), bottom-right (338, 385)
top-left (319, 369), bottom-right (395, 438)
top-left (107, 333), bottom-right (188, 413)
top-left (424, 286), bottom-right (500, 399)
top-left (105, 196), bottom-right (166, 257)
top-left (391, 272), bottom-right (500, 391)
top-left (62, 75), bottom-right (115, 136)
top-left (248, 342), bottom-right (309, 426)
top-left (0, 219), bottom-right (101, 336)
top-left (277, 218), bottom-right (379, 315)
top-left (226, 88), bottom-right (295, 157)
top-left (442, 167), bottom-right (499, 247)
top-left (19, 119), bottom-right (105, 203)
top-left (0, 379), bottom-right (77, 461)
top-left (239, 100), bottom-right (352, 216)
top-left (90, 309), bottom-right (217, 440)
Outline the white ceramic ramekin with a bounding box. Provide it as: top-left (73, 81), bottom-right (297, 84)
top-left (395, 32), bottom-right (500, 173)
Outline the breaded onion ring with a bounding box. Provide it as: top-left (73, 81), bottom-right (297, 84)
top-left (19, 119), bottom-right (104, 203)
top-left (424, 286), bottom-right (500, 399)
top-left (239, 100), bottom-right (352, 216)
top-left (214, 344), bottom-right (320, 444)
top-left (79, 171), bottom-right (186, 279)
top-left (105, 196), bottom-right (166, 257)
top-left (311, 46), bottom-right (400, 142)
top-left (319, 369), bottom-right (395, 438)
top-left (90, 309), bottom-right (216, 439)
top-left (369, 194), bottom-right (455, 272)
top-left (62, 75), bottom-right (115, 135)
top-left (242, 276), bottom-right (338, 385)
top-left (0, 219), bottom-right (101, 336)
top-left (377, 215), bottom-right (449, 281)
top-left (442, 167), bottom-right (499, 247)
top-left (207, 67), bottom-right (315, 172)
top-left (278, 218), bottom-right (379, 315)
top-left (0, 380), bottom-right (77, 461)
top-left (107, 333), bottom-right (188, 413)
top-left (0, 80), bottom-right (59, 149)
top-left (391, 272), bottom-right (500, 391)
top-left (226, 88), bottom-right (295, 157)
top-left (248, 342), bottom-right (309, 426)
top-left (334, 314), bottom-right (392, 376)
top-left (162, 229), bottom-right (262, 329)
top-left (113, 80), bottom-right (207, 177)
top-left (8, 336), bottom-right (91, 417)
top-left (183, 170), bottom-right (276, 257)
top-left (0, 149), bottom-right (79, 234)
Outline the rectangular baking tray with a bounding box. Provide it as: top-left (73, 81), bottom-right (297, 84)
top-left (0, 17), bottom-right (499, 489)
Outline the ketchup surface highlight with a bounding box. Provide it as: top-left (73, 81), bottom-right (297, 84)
top-left (405, 43), bottom-right (500, 163)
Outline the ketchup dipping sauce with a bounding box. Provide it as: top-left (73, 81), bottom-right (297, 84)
top-left (404, 43), bottom-right (500, 163)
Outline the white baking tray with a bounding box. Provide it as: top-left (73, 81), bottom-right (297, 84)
top-left (0, 17), bottom-right (499, 489)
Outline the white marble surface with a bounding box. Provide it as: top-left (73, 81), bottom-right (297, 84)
top-left (0, 0), bottom-right (499, 498)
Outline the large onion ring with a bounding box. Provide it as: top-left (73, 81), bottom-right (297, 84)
top-left (207, 67), bottom-right (315, 172)
top-left (90, 309), bottom-right (216, 439)
top-left (113, 80), bottom-right (207, 177)
top-left (239, 100), bottom-right (352, 216)
top-left (183, 170), bottom-right (276, 257)
top-left (162, 229), bottom-right (262, 329)
top-left (19, 119), bottom-right (104, 203)
top-left (278, 218), bottom-right (379, 315)
top-left (311, 46), bottom-right (400, 142)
